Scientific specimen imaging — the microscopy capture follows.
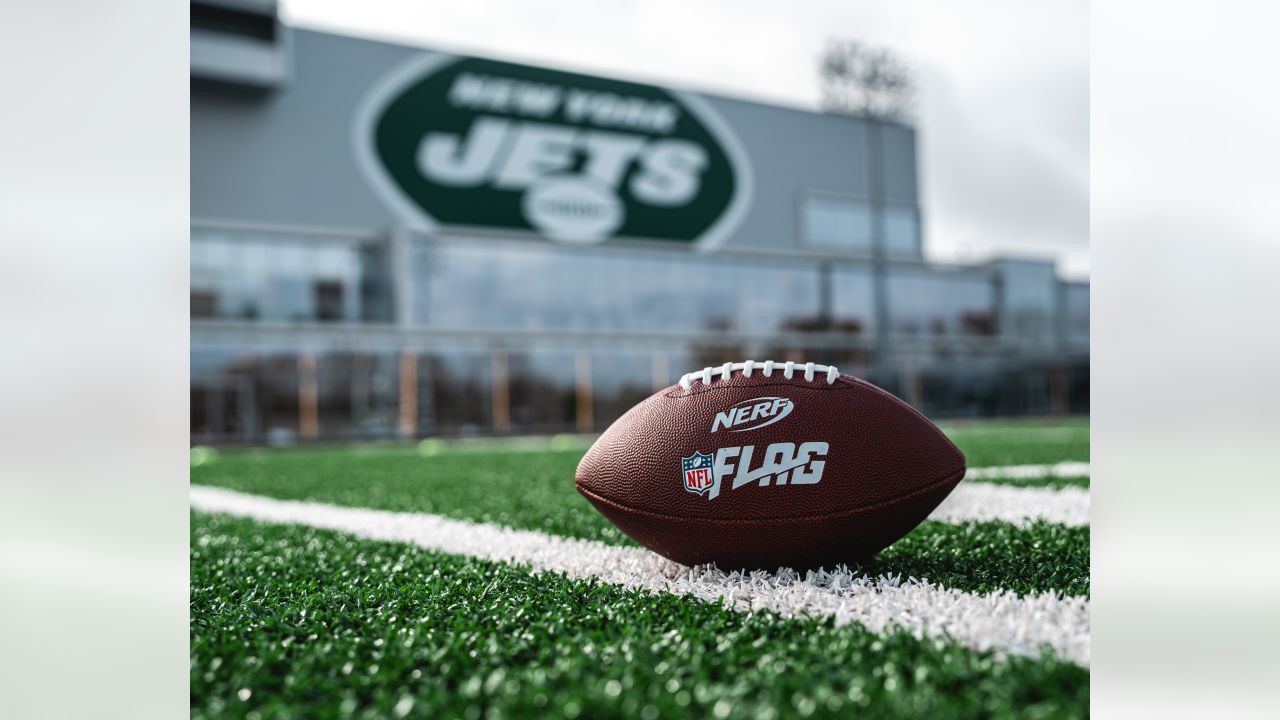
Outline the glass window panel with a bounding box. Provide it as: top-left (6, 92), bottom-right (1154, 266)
top-left (191, 348), bottom-right (244, 440)
top-left (888, 270), bottom-right (997, 337)
top-left (315, 352), bottom-right (399, 439)
top-left (190, 239), bottom-right (219, 296)
top-left (882, 205), bottom-right (921, 258)
top-left (1067, 361), bottom-right (1089, 414)
top-left (232, 242), bottom-right (266, 319)
top-left (997, 261), bottom-right (1058, 347)
top-left (185, 352), bottom-right (298, 444)
top-left (591, 352), bottom-right (655, 431)
top-left (191, 231), bottom-right (390, 323)
top-left (803, 195), bottom-right (874, 252)
top-left (995, 363), bottom-right (1053, 415)
top-left (655, 348), bottom-right (697, 388)
top-left (738, 265), bottom-right (822, 334)
top-left (831, 267), bottom-right (876, 336)
top-left (507, 350), bottom-right (577, 432)
top-left (1065, 283), bottom-right (1089, 344)
top-left (358, 245), bottom-right (393, 322)
top-left (687, 342), bottom-right (749, 371)
top-left (410, 241), bottom-right (821, 336)
top-left (909, 353), bottom-right (1003, 417)
top-left (418, 350), bottom-right (492, 436)
top-left (829, 347), bottom-right (873, 379)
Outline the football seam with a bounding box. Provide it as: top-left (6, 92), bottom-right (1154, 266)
top-left (660, 377), bottom-right (965, 464)
top-left (663, 379), bottom-right (860, 398)
top-left (575, 466), bottom-right (966, 526)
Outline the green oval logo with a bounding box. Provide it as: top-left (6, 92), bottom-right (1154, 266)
top-left (355, 54), bottom-right (752, 246)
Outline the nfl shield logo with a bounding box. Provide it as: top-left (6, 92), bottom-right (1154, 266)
top-left (681, 452), bottom-right (715, 496)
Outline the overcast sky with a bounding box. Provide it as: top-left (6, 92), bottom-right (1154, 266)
top-left (285, 0), bottom-right (1089, 279)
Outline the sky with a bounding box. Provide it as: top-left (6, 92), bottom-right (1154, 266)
top-left (284, 0), bottom-right (1089, 279)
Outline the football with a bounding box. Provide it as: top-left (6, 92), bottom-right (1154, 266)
top-left (576, 361), bottom-right (966, 570)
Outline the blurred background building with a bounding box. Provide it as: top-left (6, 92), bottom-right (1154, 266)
top-left (191, 0), bottom-right (1088, 444)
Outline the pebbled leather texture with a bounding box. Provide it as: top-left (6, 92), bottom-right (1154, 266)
top-left (575, 371), bottom-right (966, 569)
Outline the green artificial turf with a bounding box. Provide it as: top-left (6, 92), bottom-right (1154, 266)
top-left (191, 513), bottom-right (1088, 720)
top-left (973, 475), bottom-right (1089, 490)
top-left (869, 520), bottom-right (1088, 597)
top-left (938, 420), bottom-right (1089, 468)
top-left (192, 448), bottom-right (1089, 597)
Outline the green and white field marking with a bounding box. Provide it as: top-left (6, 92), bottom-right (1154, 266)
top-left (191, 447), bottom-right (1090, 598)
top-left (933, 481), bottom-right (1088, 527)
top-left (965, 461), bottom-right (1090, 489)
top-left (192, 513), bottom-right (1088, 720)
top-left (192, 485), bottom-right (1089, 666)
top-left (191, 421), bottom-right (1090, 718)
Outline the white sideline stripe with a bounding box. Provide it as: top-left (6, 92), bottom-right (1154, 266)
top-left (938, 482), bottom-right (1089, 527)
top-left (966, 461), bottom-right (1090, 480)
top-left (190, 486), bottom-right (1090, 666)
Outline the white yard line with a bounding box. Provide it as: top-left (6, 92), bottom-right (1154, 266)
top-left (940, 482), bottom-right (1089, 527)
top-left (190, 485), bottom-right (1091, 666)
top-left (966, 461), bottom-right (1090, 480)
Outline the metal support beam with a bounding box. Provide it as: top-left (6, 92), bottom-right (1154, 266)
top-left (490, 350), bottom-right (510, 434)
top-left (297, 353), bottom-right (318, 439)
top-left (575, 352), bottom-right (593, 433)
top-left (651, 351), bottom-right (669, 392)
top-left (398, 351), bottom-right (417, 438)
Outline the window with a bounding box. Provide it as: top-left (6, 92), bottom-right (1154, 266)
top-left (591, 352), bottom-right (656, 432)
top-left (996, 260), bottom-right (1058, 347)
top-left (315, 352), bottom-right (399, 439)
top-left (1064, 283), bottom-right (1089, 345)
top-left (190, 231), bottom-right (392, 323)
top-left (191, 290), bottom-right (217, 318)
top-left (802, 195), bottom-right (874, 252)
top-left (882, 205), bottom-right (921, 258)
top-left (507, 351), bottom-right (577, 432)
top-left (314, 281), bottom-right (344, 322)
top-left (417, 351), bottom-right (493, 435)
top-left (831, 267), bottom-right (876, 336)
top-left (411, 241), bottom-right (821, 336)
top-left (888, 270), bottom-right (997, 337)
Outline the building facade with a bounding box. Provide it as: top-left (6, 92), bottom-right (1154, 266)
top-left (191, 1), bottom-right (1088, 444)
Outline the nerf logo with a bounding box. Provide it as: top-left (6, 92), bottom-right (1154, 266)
top-left (711, 397), bottom-right (794, 433)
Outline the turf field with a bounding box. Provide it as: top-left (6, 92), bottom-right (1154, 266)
top-left (191, 418), bottom-right (1089, 719)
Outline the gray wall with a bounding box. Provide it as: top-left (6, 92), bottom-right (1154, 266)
top-left (192, 28), bottom-right (917, 254)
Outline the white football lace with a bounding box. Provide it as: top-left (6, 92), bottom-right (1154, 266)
top-left (678, 361), bottom-right (841, 390)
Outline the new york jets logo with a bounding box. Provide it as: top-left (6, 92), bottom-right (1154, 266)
top-left (355, 54), bottom-right (752, 246)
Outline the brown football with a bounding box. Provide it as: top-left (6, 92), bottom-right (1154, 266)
top-left (575, 361), bottom-right (966, 570)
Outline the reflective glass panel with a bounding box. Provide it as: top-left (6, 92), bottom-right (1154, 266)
top-left (507, 350), bottom-right (577, 432)
top-left (888, 270), bottom-right (997, 337)
top-left (802, 195), bottom-right (874, 252)
top-left (997, 261), bottom-right (1058, 347)
top-left (190, 231), bottom-right (392, 322)
top-left (417, 350), bottom-right (493, 436)
top-left (411, 241), bottom-right (822, 336)
top-left (315, 352), bottom-right (399, 439)
top-left (831, 266), bottom-right (876, 336)
top-left (1064, 283), bottom-right (1089, 345)
top-left (591, 351), bottom-right (657, 430)
top-left (882, 205), bottom-right (921, 258)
